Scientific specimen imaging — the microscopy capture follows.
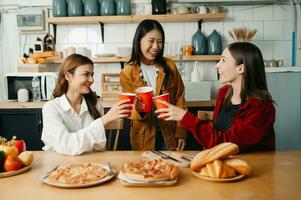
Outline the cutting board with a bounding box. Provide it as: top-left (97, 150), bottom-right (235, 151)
top-left (141, 151), bottom-right (193, 168)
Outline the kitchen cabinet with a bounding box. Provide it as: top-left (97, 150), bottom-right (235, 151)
top-left (0, 109), bottom-right (43, 150)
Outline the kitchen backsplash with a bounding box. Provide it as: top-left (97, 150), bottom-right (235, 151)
top-left (0, 1), bottom-right (295, 100)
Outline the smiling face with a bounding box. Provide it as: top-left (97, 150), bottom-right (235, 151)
top-left (65, 64), bottom-right (94, 96)
top-left (215, 47), bottom-right (244, 86)
top-left (140, 29), bottom-right (163, 65)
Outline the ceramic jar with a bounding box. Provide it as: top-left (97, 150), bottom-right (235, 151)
top-left (100, 0), bottom-right (116, 16)
top-left (207, 30), bottom-right (222, 55)
top-left (152, 0), bottom-right (166, 14)
top-left (191, 21), bottom-right (207, 55)
top-left (116, 0), bottom-right (131, 15)
top-left (52, 0), bottom-right (67, 17)
top-left (84, 0), bottom-right (99, 16)
top-left (67, 0), bottom-right (84, 16)
top-left (17, 88), bottom-right (29, 102)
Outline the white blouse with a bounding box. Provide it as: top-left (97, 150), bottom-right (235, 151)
top-left (41, 94), bottom-right (106, 156)
top-left (141, 63), bottom-right (158, 95)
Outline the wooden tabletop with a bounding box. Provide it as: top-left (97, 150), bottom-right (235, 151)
top-left (1, 151), bottom-right (300, 200)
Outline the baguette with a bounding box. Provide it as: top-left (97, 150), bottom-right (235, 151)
top-left (30, 51), bottom-right (55, 59)
top-left (224, 158), bottom-right (251, 175)
top-left (200, 160), bottom-right (236, 178)
top-left (191, 142), bottom-right (239, 171)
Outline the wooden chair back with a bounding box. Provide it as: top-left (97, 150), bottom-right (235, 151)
top-left (105, 118), bottom-right (123, 151)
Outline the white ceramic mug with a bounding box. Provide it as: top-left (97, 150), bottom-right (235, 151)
top-left (197, 5), bottom-right (207, 14)
top-left (17, 88), bottom-right (29, 102)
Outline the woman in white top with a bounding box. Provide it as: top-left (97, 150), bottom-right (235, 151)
top-left (42, 54), bottom-right (131, 155)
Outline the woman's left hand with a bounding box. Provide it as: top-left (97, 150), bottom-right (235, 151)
top-left (154, 100), bottom-right (187, 121)
top-left (175, 138), bottom-right (186, 151)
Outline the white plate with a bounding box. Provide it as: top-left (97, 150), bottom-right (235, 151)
top-left (94, 53), bottom-right (115, 57)
top-left (192, 171), bottom-right (245, 182)
top-left (118, 173), bottom-right (178, 187)
top-left (0, 164), bottom-right (32, 178)
top-left (42, 164), bottom-right (116, 188)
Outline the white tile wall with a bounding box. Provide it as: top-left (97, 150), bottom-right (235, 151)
top-left (0, 3), bottom-right (296, 100)
top-left (233, 6), bottom-right (253, 21)
top-left (253, 5), bottom-right (273, 21)
top-left (264, 21), bottom-right (284, 40)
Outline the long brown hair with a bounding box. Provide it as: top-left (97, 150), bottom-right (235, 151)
top-left (129, 19), bottom-right (170, 84)
top-left (223, 42), bottom-right (273, 109)
top-left (53, 54), bottom-right (101, 119)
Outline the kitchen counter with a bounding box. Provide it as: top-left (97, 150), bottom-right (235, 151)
top-left (0, 99), bottom-right (216, 109)
top-left (265, 66), bottom-right (301, 73)
top-left (1, 151), bottom-right (300, 200)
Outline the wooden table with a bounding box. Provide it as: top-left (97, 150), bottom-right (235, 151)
top-left (1, 151), bottom-right (300, 200)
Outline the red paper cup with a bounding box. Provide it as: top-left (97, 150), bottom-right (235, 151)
top-left (119, 92), bottom-right (136, 117)
top-left (153, 93), bottom-right (170, 119)
top-left (136, 86), bottom-right (153, 112)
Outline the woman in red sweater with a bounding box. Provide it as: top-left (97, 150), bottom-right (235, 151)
top-left (155, 42), bottom-right (275, 152)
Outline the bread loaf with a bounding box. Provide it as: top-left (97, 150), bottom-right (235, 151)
top-left (200, 160), bottom-right (236, 178)
top-left (224, 158), bottom-right (251, 175)
top-left (191, 142), bottom-right (239, 171)
top-left (30, 51), bottom-right (55, 59)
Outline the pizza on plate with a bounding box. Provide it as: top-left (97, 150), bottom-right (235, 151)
top-left (47, 163), bottom-right (108, 184)
top-left (120, 159), bottom-right (180, 182)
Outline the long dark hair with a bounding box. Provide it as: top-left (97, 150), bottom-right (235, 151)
top-left (53, 54), bottom-right (101, 119)
top-left (128, 19), bottom-right (170, 83)
top-left (223, 42), bottom-right (273, 108)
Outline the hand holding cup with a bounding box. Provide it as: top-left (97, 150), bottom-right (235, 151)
top-left (155, 100), bottom-right (187, 121)
top-left (119, 92), bottom-right (136, 117)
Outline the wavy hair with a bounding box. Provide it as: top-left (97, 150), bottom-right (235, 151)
top-left (53, 54), bottom-right (100, 119)
top-left (223, 42), bottom-right (273, 109)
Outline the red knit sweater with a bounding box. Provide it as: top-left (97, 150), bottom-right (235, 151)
top-left (180, 85), bottom-right (276, 152)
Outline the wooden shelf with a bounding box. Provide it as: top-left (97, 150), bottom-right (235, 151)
top-left (47, 13), bottom-right (225, 25)
top-left (48, 55), bottom-right (221, 64)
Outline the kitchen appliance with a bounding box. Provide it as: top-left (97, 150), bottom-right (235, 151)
top-left (4, 72), bottom-right (57, 101)
top-left (16, 7), bottom-right (45, 32)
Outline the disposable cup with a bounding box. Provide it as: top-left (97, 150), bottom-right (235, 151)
top-left (153, 93), bottom-right (170, 119)
top-left (136, 86), bottom-right (153, 112)
top-left (119, 92), bottom-right (136, 117)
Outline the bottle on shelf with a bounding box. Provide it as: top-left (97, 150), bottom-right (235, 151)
top-left (32, 76), bottom-right (41, 102)
top-left (191, 20), bottom-right (207, 55)
top-left (191, 62), bottom-right (200, 82)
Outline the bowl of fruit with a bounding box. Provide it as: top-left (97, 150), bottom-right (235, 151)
top-left (0, 136), bottom-right (33, 177)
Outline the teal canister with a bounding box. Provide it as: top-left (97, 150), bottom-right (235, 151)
top-left (207, 29), bottom-right (222, 55)
top-left (67, 0), bottom-right (84, 16)
top-left (100, 0), bottom-right (116, 16)
top-left (116, 0), bottom-right (131, 15)
top-left (52, 0), bottom-right (67, 17)
top-left (84, 0), bottom-right (99, 16)
top-left (191, 21), bottom-right (207, 55)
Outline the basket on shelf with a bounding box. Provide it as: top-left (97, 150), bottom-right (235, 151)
top-left (101, 73), bottom-right (122, 99)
